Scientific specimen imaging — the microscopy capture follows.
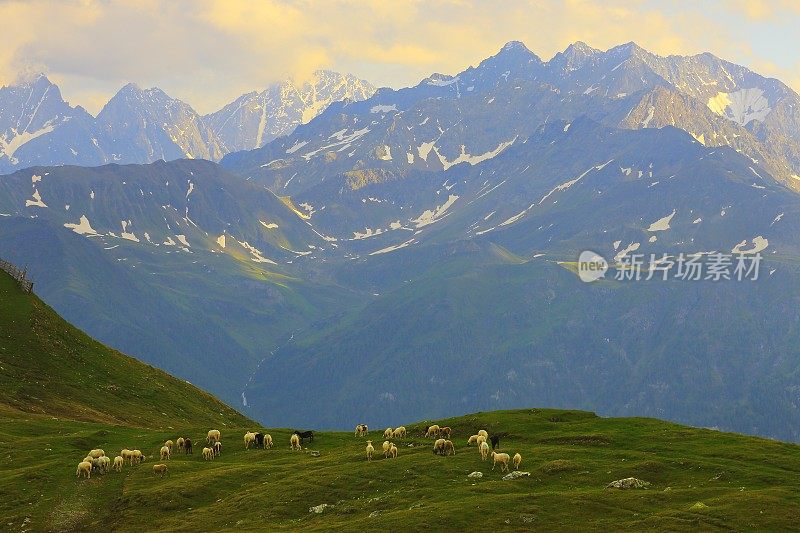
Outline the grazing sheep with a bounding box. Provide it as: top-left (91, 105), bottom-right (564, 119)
top-left (153, 464), bottom-right (168, 478)
top-left (263, 434), bottom-right (273, 449)
top-left (160, 446), bottom-right (171, 461)
top-left (365, 440), bottom-right (374, 461)
top-left (213, 441), bottom-right (222, 457)
top-left (468, 435), bottom-right (479, 446)
top-left (100, 456), bottom-right (111, 473)
top-left (389, 444), bottom-right (398, 459)
top-left (113, 456), bottom-right (124, 472)
top-left (513, 452), bottom-right (522, 470)
top-left (354, 424), bottom-right (368, 437)
top-left (83, 456), bottom-right (93, 466)
top-left (290, 433), bottom-right (301, 451)
top-left (244, 432), bottom-right (256, 449)
top-left (184, 438), bottom-right (193, 454)
top-left (479, 441), bottom-right (490, 461)
top-left (477, 430), bottom-right (488, 439)
top-left (91, 457), bottom-right (104, 473)
top-left (440, 427), bottom-right (452, 439)
top-left (76, 461), bottom-right (92, 479)
top-left (121, 449), bottom-right (133, 465)
top-left (132, 450), bottom-right (145, 464)
top-left (392, 426), bottom-right (406, 439)
top-left (292, 430), bottom-right (314, 443)
top-left (176, 437), bottom-right (185, 453)
top-left (202, 447), bottom-right (214, 460)
top-left (88, 449), bottom-right (105, 459)
top-left (382, 440), bottom-right (392, 457)
top-left (443, 440), bottom-right (455, 456)
top-left (476, 435), bottom-right (487, 447)
top-left (491, 451), bottom-right (510, 472)
top-left (433, 438), bottom-right (446, 455)
top-left (425, 425), bottom-right (440, 438)
top-left (207, 429), bottom-right (221, 444)
top-left (490, 435), bottom-right (501, 450)
top-left (165, 440), bottom-right (174, 452)
top-left (383, 428), bottom-right (393, 439)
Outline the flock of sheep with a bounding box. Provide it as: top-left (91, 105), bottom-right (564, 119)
top-left (75, 423), bottom-right (523, 482)
top-left (359, 423), bottom-right (523, 473)
top-left (75, 430), bottom-right (227, 479)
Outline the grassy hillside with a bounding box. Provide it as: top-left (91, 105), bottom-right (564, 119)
top-left (0, 269), bottom-right (251, 428)
top-left (2, 408), bottom-right (800, 531)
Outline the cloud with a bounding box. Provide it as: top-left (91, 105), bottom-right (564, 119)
top-left (0, 0), bottom-right (798, 114)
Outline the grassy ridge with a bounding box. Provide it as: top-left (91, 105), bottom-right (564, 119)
top-left (2, 409), bottom-right (800, 531)
top-left (0, 270), bottom-right (251, 428)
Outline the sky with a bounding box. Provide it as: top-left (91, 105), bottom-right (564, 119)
top-left (1, 0), bottom-right (799, 115)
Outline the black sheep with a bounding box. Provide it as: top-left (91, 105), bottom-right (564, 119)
top-left (490, 435), bottom-right (500, 450)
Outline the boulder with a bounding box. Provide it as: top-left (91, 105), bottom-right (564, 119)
top-left (309, 503), bottom-right (333, 514)
top-left (502, 471), bottom-right (530, 480)
top-left (605, 477), bottom-right (650, 489)
top-left (467, 471), bottom-right (483, 478)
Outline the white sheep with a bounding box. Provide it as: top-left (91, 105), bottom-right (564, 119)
top-left (290, 433), bottom-right (301, 451)
top-left (202, 447), bottom-right (214, 460)
top-left (160, 446), bottom-right (171, 461)
top-left (244, 431), bottom-right (256, 449)
top-left (425, 425), bottom-right (440, 438)
top-left (389, 444), bottom-right (398, 458)
top-left (392, 426), bottom-right (406, 438)
top-left (478, 430), bottom-right (488, 439)
top-left (491, 451), bottom-right (510, 472)
top-left (365, 440), bottom-right (374, 461)
top-left (132, 450), bottom-right (145, 464)
top-left (76, 461), bottom-right (92, 479)
top-left (513, 452), bottom-right (522, 470)
top-left (176, 437), bottom-right (185, 453)
top-left (121, 449), bottom-right (134, 465)
top-left (476, 435), bottom-right (487, 447)
top-left (207, 429), bottom-right (221, 443)
top-left (263, 434), bottom-right (274, 448)
top-left (382, 440), bottom-right (392, 457)
top-left (479, 441), bottom-right (490, 461)
top-left (383, 428), bottom-right (393, 439)
top-left (100, 455), bottom-right (111, 473)
top-left (443, 440), bottom-right (455, 456)
top-left (88, 449), bottom-right (105, 459)
top-left (113, 456), bottom-right (124, 472)
top-left (153, 464), bottom-right (168, 478)
top-left (468, 435), bottom-right (479, 446)
top-left (165, 439), bottom-right (174, 452)
top-left (213, 441), bottom-right (222, 457)
top-left (354, 424), bottom-right (368, 437)
top-left (433, 438), bottom-right (446, 455)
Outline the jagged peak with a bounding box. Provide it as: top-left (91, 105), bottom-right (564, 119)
top-left (606, 41), bottom-right (648, 59)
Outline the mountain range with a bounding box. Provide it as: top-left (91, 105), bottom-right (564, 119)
top-left (2, 41), bottom-right (800, 441)
top-left (0, 71), bottom-right (375, 172)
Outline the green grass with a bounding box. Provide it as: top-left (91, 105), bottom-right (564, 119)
top-left (2, 409), bottom-right (800, 531)
top-left (0, 270), bottom-right (251, 428)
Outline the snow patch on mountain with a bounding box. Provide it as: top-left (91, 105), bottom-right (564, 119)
top-left (707, 88), bottom-right (771, 126)
top-left (647, 210), bottom-right (676, 232)
top-left (64, 215), bottom-right (99, 236)
top-left (410, 195), bottom-right (459, 228)
top-left (732, 236), bottom-right (768, 254)
top-left (25, 189), bottom-right (47, 208)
